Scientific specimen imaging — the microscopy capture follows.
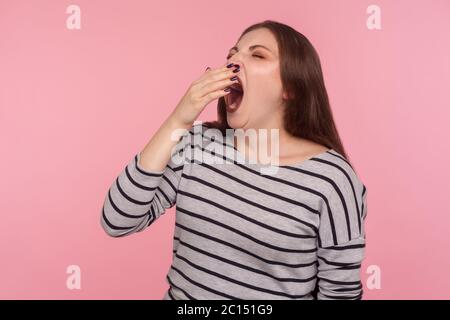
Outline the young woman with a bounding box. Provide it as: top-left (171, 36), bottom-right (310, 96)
top-left (101, 20), bottom-right (368, 300)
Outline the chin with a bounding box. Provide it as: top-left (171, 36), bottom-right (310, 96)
top-left (226, 107), bottom-right (251, 129)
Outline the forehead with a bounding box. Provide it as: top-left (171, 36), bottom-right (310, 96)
top-left (235, 28), bottom-right (278, 56)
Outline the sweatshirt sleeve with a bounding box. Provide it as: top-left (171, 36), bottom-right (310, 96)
top-left (315, 177), bottom-right (368, 300)
top-left (100, 125), bottom-right (193, 238)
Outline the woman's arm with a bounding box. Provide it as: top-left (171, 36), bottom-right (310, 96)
top-left (138, 114), bottom-right (193, 173)
top-left (316, 236), bottom-right (366, 299)
top-left (100, 115), bottom-right (193, 238)
top-left (100, 63), bottom-right (239, 237)
top-left (316, 179), bottom-right (368, 299)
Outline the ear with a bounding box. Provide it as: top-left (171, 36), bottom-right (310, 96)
top-left (282, 89), bottom-right (294, 100)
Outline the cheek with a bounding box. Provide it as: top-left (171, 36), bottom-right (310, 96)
top-left (249, 65), bottom-right (283, 99)
top-left (250, 79), bottom-right (283, 104)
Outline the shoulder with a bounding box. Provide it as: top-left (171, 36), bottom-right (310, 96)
top-left (189, 121), bottom-right (230, 148)
top-left (184, 122), bottom-right (224, 140)
top-left (310, 149), bottom-right (366, 197)
top-left (175, 122), bottom-right (209, 147)
top-left (175, 122), bottom-right (230, 158)
top-left (312, 149), bottom-right (367, 247)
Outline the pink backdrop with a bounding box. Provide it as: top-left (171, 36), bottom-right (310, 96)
top-left (1, 0), bottom-right (449, 299)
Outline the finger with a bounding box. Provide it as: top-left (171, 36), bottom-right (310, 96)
top-left (198, 65), bottom-right (240, 91)
top-left (203, 67), bottom-right (239, 89)
top-left (198, 75), bottom-right (239, 99)
top-left (199, 86), bottom-right (231, 105)
top-left (194, 62), bottom-right (237, 84)
top-left (209, 62), bottom-right (236, 75)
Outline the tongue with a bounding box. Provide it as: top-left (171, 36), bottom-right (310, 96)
top-left (229, 91), bottom-right (243, 110)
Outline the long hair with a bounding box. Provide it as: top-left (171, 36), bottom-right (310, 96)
top-left (203, 20), bottom-right (351, 162)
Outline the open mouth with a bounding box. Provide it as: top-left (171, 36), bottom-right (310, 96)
top-left (225, 79), bottom-right (244, 113)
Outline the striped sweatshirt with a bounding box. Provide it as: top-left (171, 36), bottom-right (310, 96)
top-left (100, 123), bottom-right (368, 300)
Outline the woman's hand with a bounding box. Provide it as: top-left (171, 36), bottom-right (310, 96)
top-left (170, 62), bottom-right (240, 127)
top-left (138, 63), bottom-right (240, 173)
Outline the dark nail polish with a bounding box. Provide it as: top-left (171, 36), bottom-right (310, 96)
top-left (226, 63), bottom-right (234, 68)
top-left (224, 87), bottom-right (231, 92)
top-left (230, 76), bottom-right (238, 81)
top-left (233, 67), bottom-right (240, 73)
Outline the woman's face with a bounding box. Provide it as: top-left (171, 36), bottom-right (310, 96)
top-left (225, 28), bottom-right (286, 129)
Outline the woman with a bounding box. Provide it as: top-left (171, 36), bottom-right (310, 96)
top-left (100, 20), bottom-right (368, 300)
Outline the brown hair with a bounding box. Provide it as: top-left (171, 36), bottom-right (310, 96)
top-left (204, 19), bottom-right (351, 162)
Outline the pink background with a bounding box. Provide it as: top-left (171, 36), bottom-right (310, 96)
top-left (1, 0), bottom-right (449, 299)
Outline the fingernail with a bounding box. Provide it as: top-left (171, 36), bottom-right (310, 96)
top-left (226, 63), bottom-right (234, 68)
top-left (224, 87), bottom-right (231, 92)
top-left (230, 76), bottom-right (238, 81)
top-left (233, 67), bottom-right (240, 73)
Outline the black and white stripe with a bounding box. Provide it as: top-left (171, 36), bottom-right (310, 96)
top-left (101, 123), bottom-right (368, 300)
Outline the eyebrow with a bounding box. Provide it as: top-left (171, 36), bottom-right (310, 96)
top-left (228, 44), bottom-right (273, 54)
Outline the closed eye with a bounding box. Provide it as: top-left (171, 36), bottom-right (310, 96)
top-left (226, 53), bottom-right (264, 59)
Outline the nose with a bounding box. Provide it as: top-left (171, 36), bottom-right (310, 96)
top-left (227, 61), bottom-right (242, 74)
top-left (227, 58), bottom-right (242, 70)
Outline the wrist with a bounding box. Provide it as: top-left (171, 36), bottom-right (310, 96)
top-left (167, 113), bottom-right (193, 132)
